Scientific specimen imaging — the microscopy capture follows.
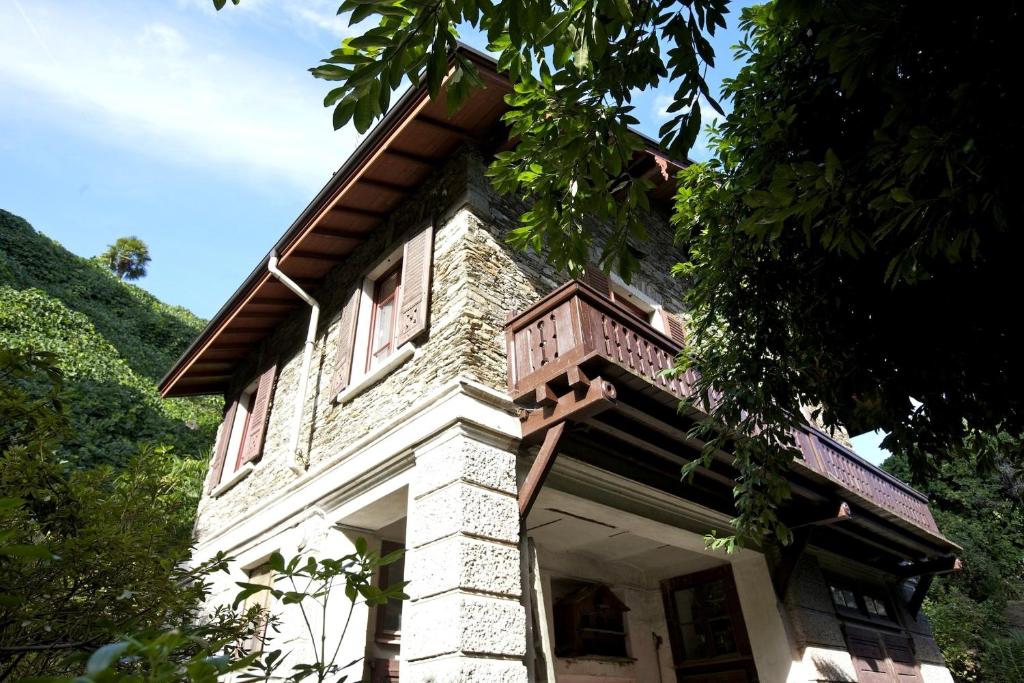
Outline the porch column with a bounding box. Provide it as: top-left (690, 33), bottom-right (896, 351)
top-left (402, 423), bottom-right (528, 682)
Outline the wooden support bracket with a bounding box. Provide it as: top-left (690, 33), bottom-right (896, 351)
top-left (519, 422), bottom-right (566, 518)
top-left (896, 554), bottom-right (962, 579)
top-left (773, 527), bottom-right (813, 599)
top-left (790, 501), bottom-right (854, 530)
top-left (907, 574), bottom-right (934, 618)
top-left (520, 372), bottom-right (617, 444)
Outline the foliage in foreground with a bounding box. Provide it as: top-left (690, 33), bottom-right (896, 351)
top-left (671, 0), bottom-right (1022, 545)
top-left (0, 209), bottom-right (219, 467)
top-left (885, 448), bottom-right (1024, 683)
top-left (0, 350), bottom-right (406, 681)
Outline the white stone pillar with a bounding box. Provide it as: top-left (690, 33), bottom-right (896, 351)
top-left (402, 424), bottom-right (529, 682)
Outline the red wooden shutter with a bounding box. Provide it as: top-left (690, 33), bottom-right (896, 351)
top-left (206, 399), bottom-right (239, 493)
top-left (238, 363), bottom-right (277, 466)
top-left (664, 312), bottom-right (687, 346)
top-left (329, 286), bottom-right (362, 397)
top-left (581, 261), bottom-right (611, 296)
top-left (396, 221), bottom-right (434, 347)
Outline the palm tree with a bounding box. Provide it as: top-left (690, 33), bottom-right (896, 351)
top-left (101, 237), bottom-right (151, 281)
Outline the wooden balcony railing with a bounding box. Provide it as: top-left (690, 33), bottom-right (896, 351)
top-left (505, 280), bottom-right (942, 538)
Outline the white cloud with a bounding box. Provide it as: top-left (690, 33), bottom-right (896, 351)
top-left (0, 1), bottom-right (360, 191)
top-left (653, 93), bottom-right (723, 127)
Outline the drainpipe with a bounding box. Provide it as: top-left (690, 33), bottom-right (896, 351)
top-left (267, 252), bottom-right (319, 475)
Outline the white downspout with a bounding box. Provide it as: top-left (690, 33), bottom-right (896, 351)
top-left (267, 252), bottom-right (319, 475)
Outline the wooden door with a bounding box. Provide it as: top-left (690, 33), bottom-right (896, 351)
top-left (661, 566), bottom-right (758, 683)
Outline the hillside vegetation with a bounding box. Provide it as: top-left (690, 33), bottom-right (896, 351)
top-left (0, 209), bottom-right (220, 466)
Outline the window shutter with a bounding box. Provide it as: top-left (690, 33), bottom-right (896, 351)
top-left (206, 399), bottom-right (238, 493)
top-left (239, 362), bottom-right (277, 466)
top-left (396, 221), bottom-right (434, 347)
top-left (581, 261), bottom-right (611, 296)
top-left (665, 312), bottom-right (687, 347)
top-left (882, 634), bottom-right (924, 682)
top-left (330, 286), bottom-right (361, 397)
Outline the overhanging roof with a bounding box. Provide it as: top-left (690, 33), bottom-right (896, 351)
top-left (159, 45), bottom-right (682, 398)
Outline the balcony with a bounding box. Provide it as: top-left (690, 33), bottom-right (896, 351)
top-left (505, 281), bottom-right (957, 569)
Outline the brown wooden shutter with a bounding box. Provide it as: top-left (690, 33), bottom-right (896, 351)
top-left (664, 312), bottom-right (687, 346)
top-left (882, 634), bottom-right (924, 682)
top-left (845, 626), bottom-right (893, 683)
top-left (239, 362), bottom-right (277, 466)
top-left (844, 625), bottom-right (923, 683)
top-left (581, 261), bottom-right (611, 295)
top-left (206, 399), bottom-right (239, 493)
top-left (329, 285), bottom-right (362, 397)
top-left (396, 221), bottom-right (434, 347)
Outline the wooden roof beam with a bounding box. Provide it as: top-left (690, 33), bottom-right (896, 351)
top-left (311, 226), bottom-right (369, 241)
top-left (287, 249), bottom-right (344, 262)
top-left (383, 148), bottom-right (437, 167)
top-left (357, 177), bottom-right (415, 193)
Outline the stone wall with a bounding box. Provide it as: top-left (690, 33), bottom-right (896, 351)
top-left (194, 145), bottom-right (686, 542)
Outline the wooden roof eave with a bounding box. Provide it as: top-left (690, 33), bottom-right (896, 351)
top-left (159, 48), bottom-right (509, 399)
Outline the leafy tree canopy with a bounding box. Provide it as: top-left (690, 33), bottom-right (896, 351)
top-left (211, 0), bottom-right (1021, 544)
top-left (101, 236), bottom-right (151, 281)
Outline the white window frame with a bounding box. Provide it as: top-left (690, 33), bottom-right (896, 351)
top-left (220, 380), bottom-right (257, 483)
top-left (609, 274), bottom-right (668, 335)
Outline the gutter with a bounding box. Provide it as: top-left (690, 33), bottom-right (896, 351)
top-left (267, 252), bottom-right (319, 474)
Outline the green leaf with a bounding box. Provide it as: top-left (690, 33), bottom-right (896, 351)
top-left (86, 641), bottom-right (130, 675)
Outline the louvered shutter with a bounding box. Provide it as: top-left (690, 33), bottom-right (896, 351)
top-left (206, 399), bottom-right (239, 493)
top-left (845, 626), bottom-right (897, 683)
top-left (395, 221), bottom-right (434, 347)
top-left (580, 261), bottom-right (612, 295)
top-left (882, 634), bottom-right (924, 683)
top-left (238, 362), bottom-right (277, 466)
top-left (329, 286), bottom-right (362, 397)
top-left (664, 312), bottom-right (687, 347)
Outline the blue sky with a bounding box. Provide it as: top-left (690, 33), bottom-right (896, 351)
top-left (0, 0), bottom-right (892, 463)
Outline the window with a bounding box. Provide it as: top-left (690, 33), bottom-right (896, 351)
top-left (206, 362), bottom-right (277, 495)
top-left (241, 564), bottom-right (274, 654)
top-left (828, 579), bottom-right (895, 623)
top-left (375, 540), bottom-right (404, 644)
top-left (661, 566), bottom-right (757, 681)
top-left (553, 580), bottom-right (630, 658)
top-left (366, 264), bottom-right (402, 372)
top-left (610, 285), bottom-right (653, 323)
top-left (220, 383), bottom-right (256, 483)
top-left (329, 222), bottom-right (434, 400)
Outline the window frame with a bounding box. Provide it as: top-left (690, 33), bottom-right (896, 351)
top-left (365, 262), bottom-right (403, 373)
top-left (660, 565), bottom-right (758, 681)
top-left (241, 563), bottom-right (274, 654)
top-left (826, 575), bottom-right (898, 626)
top-left (220, 381), bottom-right (257, 485)
top-left (374, 539), bottom-right (404, 645)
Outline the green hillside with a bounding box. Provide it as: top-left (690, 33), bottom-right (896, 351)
top-left (0, 209), bottom-right (220, 467)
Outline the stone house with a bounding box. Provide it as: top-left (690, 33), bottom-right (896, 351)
top-left (160, 47), bottom-right (960, 683)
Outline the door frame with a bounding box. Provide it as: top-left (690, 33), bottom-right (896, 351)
top-left (660, 564), bottom-right (759, 682)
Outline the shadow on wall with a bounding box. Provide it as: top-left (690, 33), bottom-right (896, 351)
top-left (811, 656), bottom-right (855, 682)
